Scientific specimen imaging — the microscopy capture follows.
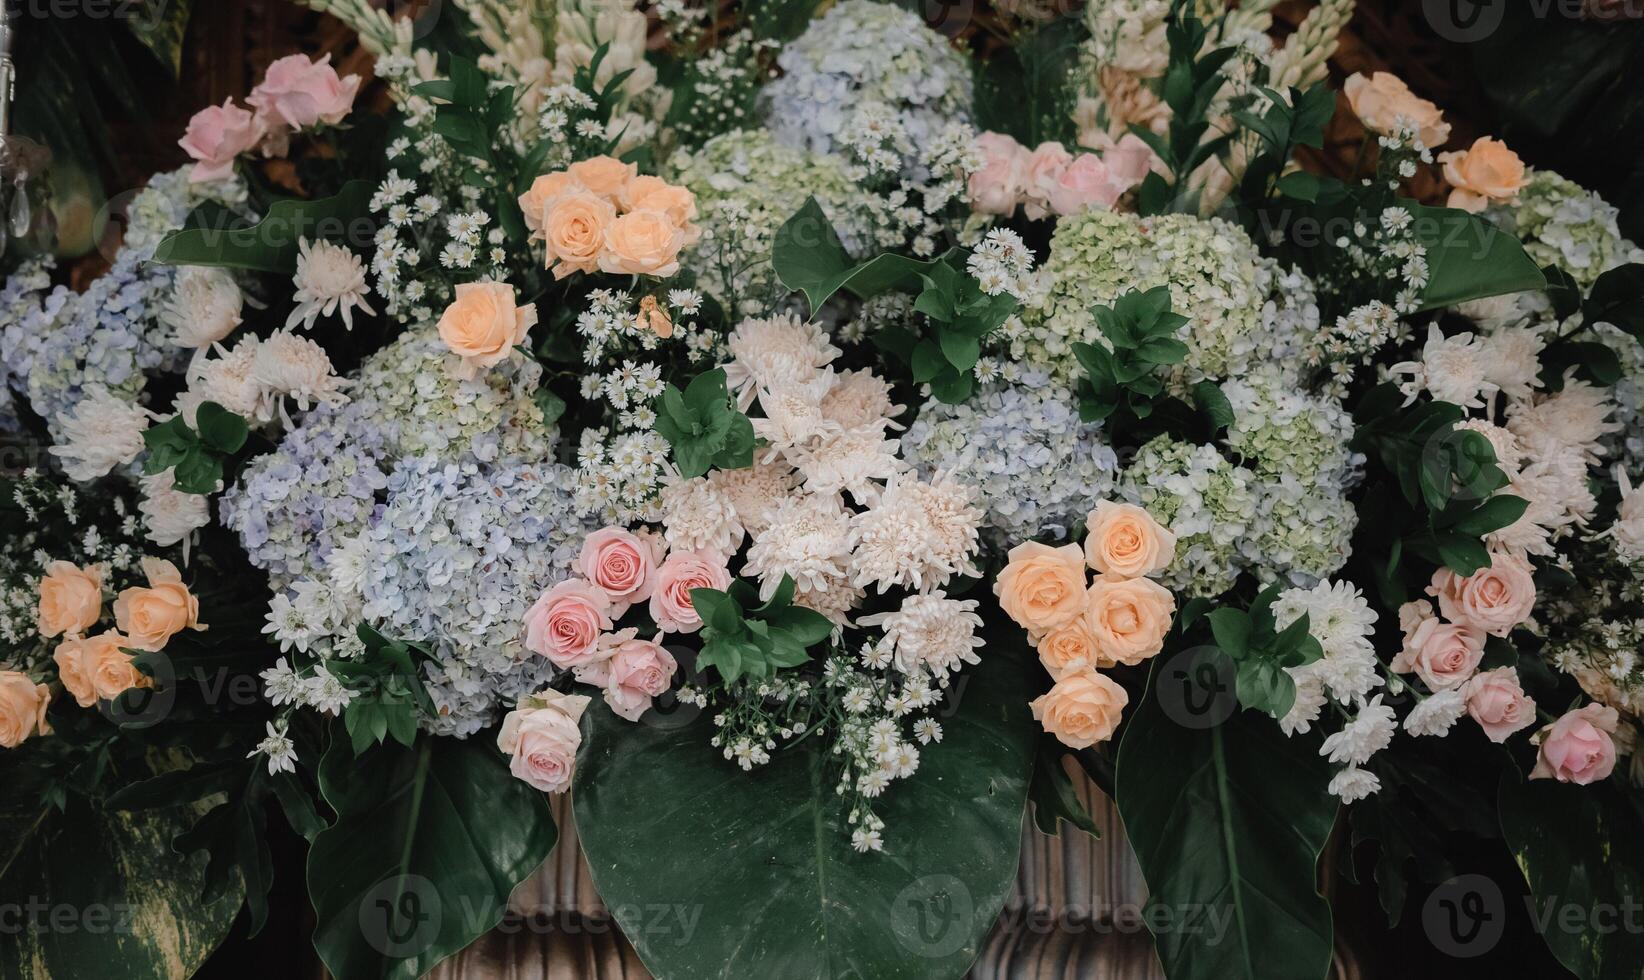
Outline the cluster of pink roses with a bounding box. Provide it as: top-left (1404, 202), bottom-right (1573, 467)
top-left (996, 501), bottom-right (1177, 749)
top-left (967, 132), bottom-right (1151, 220)
top-left (521, 527), bottom-right (730, 736)
top-left (518, 157), bottom-right (701, 281)
top-left (179, 54), bottom-right (362, 183)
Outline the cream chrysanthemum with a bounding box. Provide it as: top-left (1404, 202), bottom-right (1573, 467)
top-left (162, 267), bottom-right (243, 349)
top-left (139, 470), bottom-right (212, 548)
top-left (858, 592), bottom-right (983, 682)
top-left (48, 386), bottom-right (153, 482)
top-left (820, 368), bottom-right (904, 431)
top-left (786, 424), bottom-right (905, 503)
top-left (659, 476), bottom-right (745, 555)
top-left (250, 330), bottom-right (349, 420)
top-left (722, 312), bottom-right (840, 409)
top-left (1507, 375), bottom-right (1622, 467)
top-left (744, 494), bottom-right (853, 600)
top-left (752, 373), bottom-right (839, 459)
top-left (849, 471), bottom-right (982, 593)
top-left (287, 237), bottom-right (376, 331)
top-left (176, 337), bottom-right (267, 427)
top-left (705, 461), bottom-right (798, 534)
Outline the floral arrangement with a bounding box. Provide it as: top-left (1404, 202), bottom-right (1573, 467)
top-left (2, 2), bottom-right (1642, 979)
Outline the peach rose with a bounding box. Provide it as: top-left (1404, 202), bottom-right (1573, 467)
top-left (523, 579), bottom-right (614, 668)
top-left (579, 527), bottom-right (662, 616)
top-left (1035, 621), bottom-right (1099, 680)
top-left (1531, 704), bottom-right (1618, 785)
top-left (1084, 501), bottom-right (1176, 579)
top-left (518, 172), bottom-right (583, 237)
top-left (1021, 141), bottom-right (1073, 219)
top-left (1428, 552), bottom-right (1535, 638)
top-left (1462, 667), bottom-right (1537, 743)
top-left (599, 210), bottom-right (687, 278)
top-left (1083, 575), bottom-right (1175, 667)
top-left (994, 542), bottom-right (1088, 635)
top-left (246, 53), bottom-right (361, 132)
top-left (0, 671), bottom-right (50, 749)
top-left (38, 560), bottom-right (103, 639)
top-left (1391, 614), bottom-right (1484, 691)
top-left (113, 557), bottom-right (203, 652)
top-left (497, 688), bottom-right (591, 793)
top-left (578, 630), bottom-right (677, 722)
top-left (649, 549), bottom-right (732, 633)
top-left (53, 638), bottom-right (97, 708)
top-left (967, 132), bottom-right (1026, 216)
top-left (542, 190), bottom-right (617, 279)
top-left (178, 99), bottom-right (263, 183)
top-left (436, 281), bottom-right (538, 378)
top-left (1343, 71), bottom-right (1451, 149)
top-left (567, 155), bottom-right (637, 202)
top-left (624, 177), bottom-right (701, 243)
top-left (1439, 137), bottom-right (1528, 212)
top-left (1030, 669), bottom-right (1129, 749)
top-left (81, 631), bottom-right (151, 702)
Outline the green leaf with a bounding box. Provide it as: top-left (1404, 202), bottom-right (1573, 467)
top-left (154, 180), bottom-right (375, 273)
top-left (309, 733), bottom-right (557, 980)
top-left (574, 636), bottom-right (1038, 979)
top-left (194, 401), bottom-right (249, 455)
top-left (771, 199), bottom-right (957, 316)
top-left (1584, 263), bottom-right (1644, 338)
top-left (1207, 608), bottom-right (1252, 660)
top-left (124, 0), bottom-right (194, 76)
top-left (1193, 381), bottom-right (1235, 430)
top-left (1409, 204), bottom-right (1546, 312)
top-left (1450, 495), bottom-right (1529, 537)
top-left (1116, 660), bottom-right (1337, 980)
top-left (1029, 739), bottom-right (1099, 839)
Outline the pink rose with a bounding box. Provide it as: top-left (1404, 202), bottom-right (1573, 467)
top-left (1100, 133), bottom-right (1156, 189)
top-left (1531, 704), bottom-right (1619, 785)
top-left (578, 527), bottom-right (662, 616)
top-left (1462, 668), bottom-right (1537, 743)
top-left (967, 132), bottom-right (1027, 216)
top-left (178, 99), bottom-right (262, 183)
top-left (247, 54), bottom-right (361, 133)
top-left (1046, 154), bottom-right (1123, 216)
top-left (1391, 611), bottom-right (1484, 691)
top-left (1021, 141), bottom-right (1073, 220)
top-left (576, 629), bottom-right (676, 722)
top-left (1428, 552), bottom-right (1535, 637)
top-left (523, 579), bottom-right (613, 668)
top-left (497, 688), bottom-right (590, 793)
top-left (649, 549), bottom-right (731, 633)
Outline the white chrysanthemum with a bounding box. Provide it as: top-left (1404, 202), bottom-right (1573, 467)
top-left (326, 532), bottom-right (371, 600)
top-left (1489, 450), bottom-right (1597, 557)
top-left (162, 266), bottom-right (243, 349)
top-left (849, 471), bottom-right (982, 593)
top-left (1388, 325), bottom-right (1493, 409)
top-left (1479, 326), bottom-right (1544, 402)
top-left (176, 337), bottom-right (268, 426)
top-left (786, 424), bottom-right (905, 503)
top-left (1280, 678), bottom-right (1327, 736)
top-left (795, 570), bottom-right (866, 626)
top-left (722, 312), bottom-right (840, 409)
top-left (260, 657), bottom-right (304, 707)
top-left (302, 668), bottom-right (357, 716)
top-left (858, 592), bottom-right (983, 682)
top-left (250, 330), bottom-right (349, 419)
top-left (1275, 580), bottom-right (1381, 706)
top-left (659, 476), bottom-right (745, 555)
top-left (1507, 375), bottom-right (1622, 466)
top-left (744, 494), bottom-right (853, 599)
top-left (1320, 695), bottom-right (1397, 766)
top-left (705, 462), bottom-right (798, 534)
top-left (820, 368), bottom-right (904, 431)
top-left (1453, 419), bottom-right (1522, 473)
top-left (139, 469), bottom-right (211, 547)
top-left (752, 373), bottom-right (840, 458)
top-left (1404, 688), bottom-right (1468, 737)
top-left (48, 385), bottom-right (152, 482)
top-left (1603, 465), bottom-right (1644, 563)
top-left (1327, 766), bottom-right (1381, 803)
top-left (287, 237), bottom-right (376, 331)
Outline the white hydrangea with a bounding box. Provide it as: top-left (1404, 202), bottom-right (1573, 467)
top-left (1490, 169), bottom-right (1644, 287)
top-left (1121, 436), bottom-right (1259, 597)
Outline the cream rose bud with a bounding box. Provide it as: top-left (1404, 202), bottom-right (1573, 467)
top-left (1427, 552), bottom-right (1535, 638)
top-left (994, 542), bottom-right (1088, 636)
top-left (1030, 669), bottom-right (1129, 749)
top-left (599, 210), bottom-right (687, 278)
top-left (37, 561), bottom-right (103, 639)
top-left (1439, 137), bottom-right (1527, 213)
top-left (578, 527), bottom-right (663, 616)
top-left (650, 549), bottom-right (732, 634)
top-left (1462, 667), bottom-right (1536, 743)
top-left (113, 557), bottom-right (204, 652)
top-left (517, 172), bottom-right (583, 237)
top-left (542, 190), bottom-right (617, 279)
top-left (80, 632), bottom-right (151, 702)
top-left (567, 155), bottom-right (638, 202)
top-left (1531, 704), bottom-right (1619, 785)
top-left (1083, 501), bottom-right (1175, 579)
top-left (1391, 616), bottom-right (1484, 691)
top-left (1083, 575), bottom-right (1175, 667)
top-left (436, 281), bottom-right (538, 379)
top-left (497, 689), bottom-right (591, 794)
top-left (1034, 621), bottom-right (1099, 680)
top-left (0, 671), bottom-right (51, 749)
top-left (1343, 72), bottom-right (1451, 150)
top-left (967, 131), bottom-right (1026, 216)
top-left (523, 579), bottom-right (614, 668)
top-left (52, 638), bottom-right (97, 708)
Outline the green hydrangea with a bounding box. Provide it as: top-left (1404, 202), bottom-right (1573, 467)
top-left (1024, 209), bottom-right (1270, 384)
top-left (1495, 170), bottom-right (1644, 288)
top-left (1121, 435), bottom-right (1259, 598)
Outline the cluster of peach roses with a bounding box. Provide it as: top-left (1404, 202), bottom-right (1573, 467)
top-left (0, 558), bottom-right (205, 749)
top-left (179, 54), bottom-right (361, 183)
top-left (995, 501), bottom-right (1177, 750)
top-left (518, 156), bottom-right (701, 281)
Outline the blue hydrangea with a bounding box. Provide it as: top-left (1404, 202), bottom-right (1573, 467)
top-left (900, 372), bottom-right (1119, 547)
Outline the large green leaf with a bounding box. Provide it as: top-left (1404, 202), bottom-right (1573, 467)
top-left (307, 733), bottom-right (557, 980)
top-left (1115, 658), bottom-right (1338, 980)
top-left (1499, 776), bottom-right (1644, 980)
top-left (152, 180), bottom-right (374, 273)
top-left (1410, 204), bottom-right (1546, 312)
top-left (0, 750), bottom-right (241, 980)
top-left (573, 641), bottom-right (1038, 979)
top-left (771, 197), bottom-right (958, 316)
